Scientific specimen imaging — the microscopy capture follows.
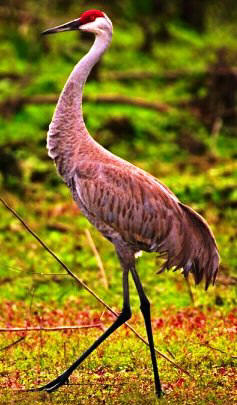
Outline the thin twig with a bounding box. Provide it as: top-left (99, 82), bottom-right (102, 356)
top-left (0, 197), bottom-right (192, 378)
top-left (4, 67), bottom-right (237, 84)
top-left (0, 337), bottom-right (25, 351)
top-left (0, 72), bottom-right (22, 81)
top-left (165, 347), bottom-right (176, 359)
top-left (190, 340), bottom-right (235, 356)
top-left (0, 325), bottom-right (101, 332)
top-left (85, 229), bottom-right (108, 289)
top-left (31, 272), bottom-right (72, 276)
top-left (100, 68), bottom-right (237, 82)
top-left (88, 94), bottom-right (171, 112)
top-left (0, 94), bottom-right (171, 116)
top-left (15, 382), bottom-right (130, 392)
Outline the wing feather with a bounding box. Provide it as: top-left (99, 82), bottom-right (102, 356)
top-left (69, 161), bottom-right (219, 289)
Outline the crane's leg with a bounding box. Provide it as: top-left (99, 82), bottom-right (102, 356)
top-left (29, 253), bottom-right (131, 393)
top-left (130, 265), bottom-right (163, 398)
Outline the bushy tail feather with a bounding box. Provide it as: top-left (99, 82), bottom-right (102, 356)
top-left (179, 203), bottom-right (220, 290)
top-left (157, 203), bottom-right (220, 290)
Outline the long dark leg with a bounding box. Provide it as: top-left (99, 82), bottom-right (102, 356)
top-left (30, 265), bottom-right (131, 393)
top-left (130, 265), bottom-right (163, 397)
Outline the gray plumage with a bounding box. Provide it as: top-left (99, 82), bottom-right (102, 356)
top-left (47, 14), bottom-right (219, 290)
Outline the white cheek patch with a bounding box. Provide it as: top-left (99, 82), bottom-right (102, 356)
top-left (80, 17), bottom-right (106, 33)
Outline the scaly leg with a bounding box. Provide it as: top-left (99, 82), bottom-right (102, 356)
top-left (131, 265), bottom-right (163, 398)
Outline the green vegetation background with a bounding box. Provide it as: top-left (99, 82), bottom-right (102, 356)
top-left (0, 1), bottom-right (236, 404)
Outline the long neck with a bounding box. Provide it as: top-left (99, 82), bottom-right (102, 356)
top-left (47, 31), bottom-right (112, 181)
top-left (67, 32), bottom-right (112, 95)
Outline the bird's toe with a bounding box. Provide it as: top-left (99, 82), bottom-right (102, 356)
top-left (28, 375), bottom-right (70, 393)
top-left (156, 388), bottom-right (165, 398)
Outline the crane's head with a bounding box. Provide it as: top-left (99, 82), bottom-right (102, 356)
top-left (42, 10), bottom-right (112, 37)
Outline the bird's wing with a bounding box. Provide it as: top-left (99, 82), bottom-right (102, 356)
top-left (71, 160), bottom-right (180, 243)
top-left (69, 161), bottom-right (219, 289)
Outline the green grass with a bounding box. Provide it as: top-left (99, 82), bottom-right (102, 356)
top-left (0, 299), bottom-right (236, 404)
top-left (0, 194), bottom-right (236, 404)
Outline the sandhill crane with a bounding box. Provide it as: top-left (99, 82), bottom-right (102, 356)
top-left (35, 10), bottom-right (219, 397)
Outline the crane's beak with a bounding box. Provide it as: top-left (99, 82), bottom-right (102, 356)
top-left (41, 18), bottom-right (81, 35)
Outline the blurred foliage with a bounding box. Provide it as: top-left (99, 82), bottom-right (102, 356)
top-left (0, 1), bottom-right (236, 402)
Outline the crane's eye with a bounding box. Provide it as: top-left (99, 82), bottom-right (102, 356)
top-left (89, 16), bottom-right (96, 22)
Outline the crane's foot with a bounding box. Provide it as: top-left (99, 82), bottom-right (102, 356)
top-left (27, 372), bottom-right (70, 393)
top-left (156, 388), bottom-right (165, 398)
